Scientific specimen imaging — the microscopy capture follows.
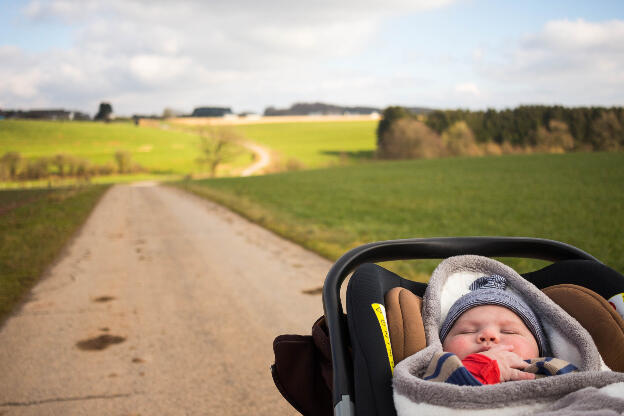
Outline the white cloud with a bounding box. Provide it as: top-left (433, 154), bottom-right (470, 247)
top-left (455, 82), bottom-right (480, 96)
top-left (4, 0), bottom-right (461, 114)
top-left (13, 2), bottom-right (623, 115)
top-left (472, 48), bottom-right (483, 62)
top-left (0, 47), bottom-right (42, 99)
top-left (129, 54), bottom-right (192, 84)
top-left (481, 18), bottom-right (624, 107)
top-left (529, 18), bottom-right (624, 52)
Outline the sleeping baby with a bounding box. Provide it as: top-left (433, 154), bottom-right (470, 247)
top-left (393, 255), bottom-right (624, 415)
top-left (424, 275), bottom-right (577, 385)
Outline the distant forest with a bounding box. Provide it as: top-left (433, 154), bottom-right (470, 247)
top-left (377, 105), bottom-right (624, 160)
top-left (264, 102), bottom-right (435, 116)
top-left (264, 102), bottom-right (380, 116)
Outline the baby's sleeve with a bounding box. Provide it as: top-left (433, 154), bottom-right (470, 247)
top-left (422, 352), bottom-right (485, 386)
top-left (462, 353), bottom-right (501, 384)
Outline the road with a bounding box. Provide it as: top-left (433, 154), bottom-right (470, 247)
top-left (0, 183), bottom-right (332, 415)
top-left (240, 142), bottom-right (271, 177)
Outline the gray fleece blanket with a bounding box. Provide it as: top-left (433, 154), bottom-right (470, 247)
top-left (392, 255), bottom-right (624, 415)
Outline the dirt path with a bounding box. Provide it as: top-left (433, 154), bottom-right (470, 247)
top-left (240, 142), bottom-right (271, 176)
top-left (0, 183), bottom-right (332, 415)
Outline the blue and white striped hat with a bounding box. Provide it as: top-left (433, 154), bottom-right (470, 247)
top-left (439, 275), bottom-right (549, 356)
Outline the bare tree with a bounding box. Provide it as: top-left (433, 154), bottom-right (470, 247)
top-left (535, 120), bottom-right (575, 153)
top-left (196, 127), bottom-right (242, 177)
top-left (53, 154), bottom-right (68, 177)
top-left (162, 107), bottom-right (183, 118)
top-left (590, 111), bottom-right (622, 151)
top-left (442, 121), bottom-right (483, 157)
top-left (377, 118), bottom-right (444, 159)
top-left (114, 150), bottom-right (132, 174)
top-left (1, 152), bottom-right (22, 180)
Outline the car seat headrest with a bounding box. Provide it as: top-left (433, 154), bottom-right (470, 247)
top-left (542, 284), bottom-right (624, 372)
top-left (385, 287), bottom-right (426, 364)
top-left (385, 284), bottom-right (624, 371)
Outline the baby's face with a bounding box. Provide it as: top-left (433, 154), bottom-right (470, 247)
top-left (442, 305), bottom-right (539, 360)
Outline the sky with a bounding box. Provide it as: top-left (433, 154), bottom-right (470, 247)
top-left (1, 0), bottom-right (623, 116)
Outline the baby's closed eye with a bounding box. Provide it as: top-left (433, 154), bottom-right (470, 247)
top-left (456, 328), bottom-right (477, 334)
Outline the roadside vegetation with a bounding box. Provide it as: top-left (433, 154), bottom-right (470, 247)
top-left (0, 185), bottom-right (109, 322)
top-left (0, 149), bottom-right (145, 184)
top-left (175, 152), bottom-right (624, 281)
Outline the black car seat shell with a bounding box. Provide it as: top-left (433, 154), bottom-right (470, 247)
top-left (321, 237), bottom-right (619, 416)
top-left (344, 258), bottom-right (624, 416)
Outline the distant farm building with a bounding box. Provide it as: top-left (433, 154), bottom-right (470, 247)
top-left (191, 107), bottom-right (233, 117)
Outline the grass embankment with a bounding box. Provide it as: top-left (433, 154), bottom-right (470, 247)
top-left (233, 120), bottom-right (378, 168)
top-left (0, 120), bottom-right (254, 186)
top-left (176, 152), bottom-right (624, 281)
top-left (0, 185), bottom-right (109, 322)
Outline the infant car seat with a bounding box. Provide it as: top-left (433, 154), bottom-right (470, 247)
top-left (272, 237), bottom-right (624, 416)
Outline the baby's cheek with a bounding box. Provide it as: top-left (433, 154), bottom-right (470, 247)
top-left (443, 337), bottom-right (473, 359)
top-left (506, 337), bottom-right (539, 359)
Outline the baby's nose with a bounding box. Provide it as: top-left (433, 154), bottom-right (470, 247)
top-left (479, 335), bottom-right (497, 342)
top-left (478, 329), bottom-right (499, 343)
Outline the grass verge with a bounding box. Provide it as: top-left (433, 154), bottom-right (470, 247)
top-left (174, 152), bottom-right (624, 281)
top-left (0, 185), bottom-right (109, 322)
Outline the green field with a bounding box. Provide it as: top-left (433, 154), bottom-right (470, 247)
top-left (233, 121), bottom-right (377, 168)
top-left (0, 120), bottom-right (254, 183)
top-left (0, 119), bottom-right (378, 185)
top-left (176, 152), bottom-right (624, 280)
top-left (0, 185), bottom-right (109, 322)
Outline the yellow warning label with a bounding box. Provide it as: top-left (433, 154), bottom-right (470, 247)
top-left (372, 303), bottom-right (394, 374)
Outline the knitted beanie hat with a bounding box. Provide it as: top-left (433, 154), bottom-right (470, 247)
top-left (439, 274), bottom-right (549, 356)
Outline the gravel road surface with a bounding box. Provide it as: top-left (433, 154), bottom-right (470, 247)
top-left (0, 183), bottom-right (333, 415)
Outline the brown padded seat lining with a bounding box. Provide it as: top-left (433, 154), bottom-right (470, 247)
top-left (543, 284), bottom-right (624, 372)
top-left (385, 284), bottom-right (624, 371)
top-left (385, 287), bottom-right (426, 364)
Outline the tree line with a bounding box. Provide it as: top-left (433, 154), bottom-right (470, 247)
top-left (0, 151), bottom-right (144, 182)
top-left (377, 105), bottom-right (624, 159)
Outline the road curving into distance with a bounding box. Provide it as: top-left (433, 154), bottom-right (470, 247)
top-left (240, 142), bottom-right (272, 176)
top-left (0, 183), bottom-right (332, 415)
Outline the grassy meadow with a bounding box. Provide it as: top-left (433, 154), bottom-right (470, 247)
top-left (3, 118), bottom-right (623, 285)
top-left (164, 120), bottom-right (381, 169)
top-left (234, 120), bottom-right (377, 168)
top-left (0, 185), bottom-right (109, 322)
top-left (0, 120), bottom-right (254, 185)
top-left (176, 152), bottom-right (624, 280)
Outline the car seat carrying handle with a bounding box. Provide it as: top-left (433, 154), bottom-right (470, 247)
top-left (322, 237), bottom-right (599, 416)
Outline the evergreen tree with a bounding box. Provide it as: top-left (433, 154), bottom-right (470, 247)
top-left (377, 107), bottom-right (411, 147)
top-left (95, 102), bottom-right (113, 121)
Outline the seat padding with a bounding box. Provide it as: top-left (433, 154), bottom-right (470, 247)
top-left (543, 284), bottom-right (624, 372)
top-left (385, 288), bottom-right (426, 364)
